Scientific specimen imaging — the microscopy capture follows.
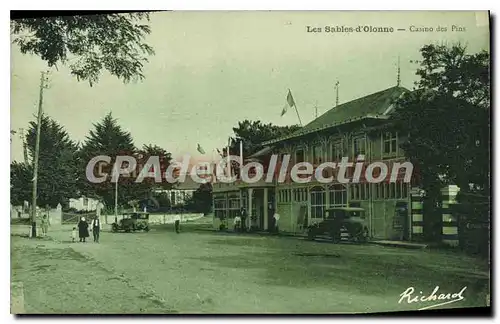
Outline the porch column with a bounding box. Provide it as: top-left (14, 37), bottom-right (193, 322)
top-left (263, 187), bottom-right (269, 231)
top-left (248, 188), bottom-right (254, 229)
top-left (410, 187), bottom-right (424, 242)
top-left (441, 185), bottom-right (459, 247)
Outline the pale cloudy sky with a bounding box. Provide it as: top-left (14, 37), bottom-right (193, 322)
top-left (10, 11), bottom-right (489, 163)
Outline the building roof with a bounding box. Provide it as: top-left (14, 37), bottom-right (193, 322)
top-left (246, 146), bottom-right (273, 161)
top-left (263, 86), bottom-right (409, 145)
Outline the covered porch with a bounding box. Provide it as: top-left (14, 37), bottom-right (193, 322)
top-left (212, 182), bottom-right (275, 232)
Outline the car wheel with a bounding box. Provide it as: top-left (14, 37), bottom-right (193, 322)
top-left (111, 224), bottom-right (118, 233)
top-left (359, 227), bottom-right (369, 243)
top-left (144, 226), bottom-right (150, 232)
top-left (332, 232), bottom-right (341, 243)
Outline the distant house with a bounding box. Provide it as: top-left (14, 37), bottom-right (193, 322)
top-left (69, 196), bottom-right (101, 211)
top-left (153, 175), bottom-right (201, 206)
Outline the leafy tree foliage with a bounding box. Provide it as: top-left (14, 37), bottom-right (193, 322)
top-left (186, 182), bottom-right (212, 214)
top-left (137, 144), bottom-right (173, 190)
top-left (223, 120), bottom-right (301, 157)
top-left (218, 120), bottom-right (301, 176)
top-left (392, 43), bottom-right (490, 241)
top-left (11, 13), bottom-right (154, 86)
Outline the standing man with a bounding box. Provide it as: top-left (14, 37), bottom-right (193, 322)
top-left (240, 207), bottom-right (247, 232)
top-left (273, 212), bottom-right (280, 234)
top-left (91, 215), bottom-right (102, 243)
top-left (174, 213), bottom-right (181, 233)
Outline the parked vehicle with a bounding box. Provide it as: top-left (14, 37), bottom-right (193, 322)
top-left (111, 212), bottom-right (150, 233)
top-left (307, 207), bottom-right (369, 243)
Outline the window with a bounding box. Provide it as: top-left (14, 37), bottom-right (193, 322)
top-left (373, 182), bottom-right (409, 200)
top-left (310, 187), bottom-right (326, 219)
top-left (295, 149), bottom-right (305, 164)
top-left (402, 183), bottom-right (409, 199)
top-left (383, 132), bottom-right (398, 156)
top-left (330, 141), bottom-right (343, 162)
top-left (373, 184), bottom-right (379, 199)
top-left (279, 189), bottom-right (293, 203)
top-left (214, 196), bottom-right (227, 219)
top-left (353, 136), bottom-right (367, 156)
top-left (228, 194), bottom-right (240, 218)
top-left (349, 184), bottom-right (368, 201)
top-left (312, 144), bottom-right (323, 165)
top-left (293, 188), bottom-right (307, 202)
top-left (300, 188), bottom-right (307, 201)
top-left (329, 184), bottom-right (347, 206)
top-left (82, 197), bottom-right (88, 208)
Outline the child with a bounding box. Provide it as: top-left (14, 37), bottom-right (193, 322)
top-left (71, 227), bottom-right (77, 243)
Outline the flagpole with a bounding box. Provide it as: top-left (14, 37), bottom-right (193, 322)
top-left (288, 89), bottom-right (303, 126)
top-left (239, 140), bottom-right (243, 168)
top-left (226, 139), bottom-right (231, 178)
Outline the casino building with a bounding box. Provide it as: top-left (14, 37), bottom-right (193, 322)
top-left (212, 86), bottom-right (458, 244)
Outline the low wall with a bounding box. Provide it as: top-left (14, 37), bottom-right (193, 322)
top-left (100, 213), bottom-right (204, 225)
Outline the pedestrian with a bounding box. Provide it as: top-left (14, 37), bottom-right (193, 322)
top-left (71, 227), bottom-right (77, 243)
top-left (233, 214), bottom-right (242, 232)
top-left (273, 212), bottom-right (280, 234)
top-left (40, 214), bottom-right (50, 237)
top-left (91, 216), bottom-right (102, 243)
top-left (240, 207), bottom-right (247, 232)
top-left (78, 216), bottom-right (90, 242)
top-left (174, 214), bottom-right (181, 233)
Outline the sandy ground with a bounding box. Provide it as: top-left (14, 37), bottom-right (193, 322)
top-left (11, 222), bottom-right (490, 314)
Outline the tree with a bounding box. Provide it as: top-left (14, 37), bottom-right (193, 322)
top-left (137, 144), bottom-right (173, 191)
top-left (392, 43), bottom-right (490, 242)
top-left (219, 120), bottom-right (301, 176)
top-left (186, 183), bottom-right (212, 214)
top-left (11, 13), bottom-right (154, 86)
top-left (10, 161), bottom-right (32, 207)
top-left (79, 112), bottom-right (138, 208)
top-left (16, 115), bottom-right (81, 208)
top-left (222, 120), bottom-right (301, 157)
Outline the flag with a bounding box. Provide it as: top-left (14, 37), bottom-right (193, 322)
top-left (287, 89), bottom-right (295, 107)
top-left (197, 144), bottom-right (206, 154)
top-left (280, 103), bottom-right (288, 117)
top-left (281, 89), bottom-right (295, 117)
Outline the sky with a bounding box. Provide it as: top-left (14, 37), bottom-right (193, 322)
top-left (10, 11), bottom-right (490, 165)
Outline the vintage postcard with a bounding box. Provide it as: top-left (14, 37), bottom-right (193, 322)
top-left (10, 11), bottom-right (490, 314)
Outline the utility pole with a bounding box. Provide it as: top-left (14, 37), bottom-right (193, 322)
top-left (314, 101), bottom-right (318, 118)
top-left (335, 81), bottom-right (340, 107)
top-left (31, 71), bottom-right (48, 238)
top-left (396, 55), bottom-right (401, 87)
top-left (114, 163), bottom-right (118, 223)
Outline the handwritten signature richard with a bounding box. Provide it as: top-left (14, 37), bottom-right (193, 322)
top-left (399, 286), bottom-right (467, 310)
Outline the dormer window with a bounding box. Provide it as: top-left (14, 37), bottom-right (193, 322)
top-left (295, 149), bottom-right (305, 164)
top-left (382, 131), bottom-right (398, 157)
top-left (353, 136), bottom-right (366, 156)
top-left (312, 144), bottom-right (323, 165)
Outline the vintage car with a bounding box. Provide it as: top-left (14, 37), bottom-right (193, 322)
top-left (306, 207), bottom-right (369, 243)
top-left (111, 212), bottom-right (150, 232)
